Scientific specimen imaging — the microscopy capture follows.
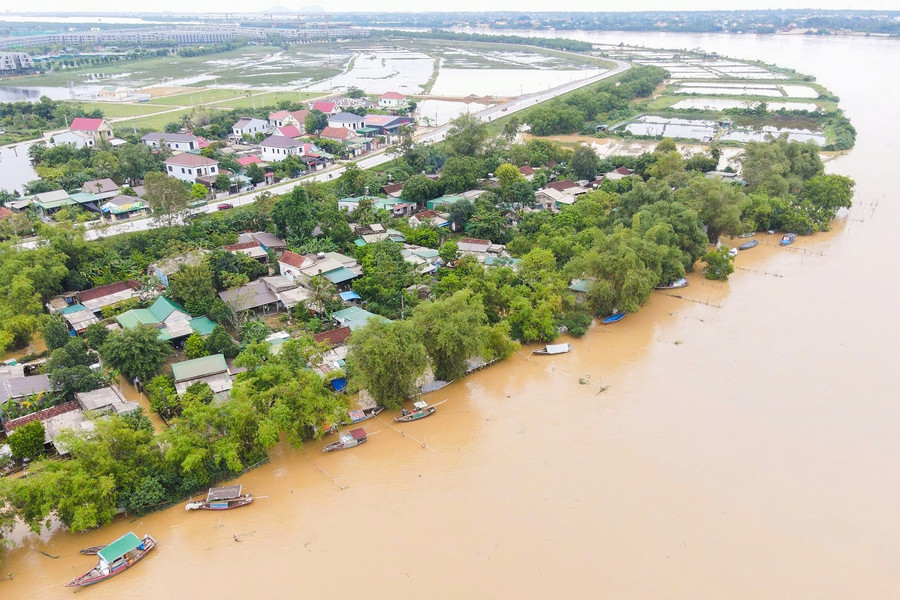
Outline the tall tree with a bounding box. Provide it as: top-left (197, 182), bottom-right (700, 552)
top-left (144, 172), bottom-right (190, 226)
top-left (42, 314), bottom-right (70, 351)
top-left (571, 145), bottom-right (601, 180)
top-left (445, 113), bottom-right (488, 157)
top-left (346, 320), bottom-right (428, 409)
top-left (100, 325), bottom-right (171, 383)
top-left (412, 290), bottom-right (494, 381)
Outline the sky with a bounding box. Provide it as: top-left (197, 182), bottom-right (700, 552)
top-left (3, 2), bottom-right (898, 14)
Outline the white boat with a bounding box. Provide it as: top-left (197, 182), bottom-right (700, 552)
top-left (656, 278), bottom-right (689, 290)
top-left (532, 343), bottom-right (572, 355)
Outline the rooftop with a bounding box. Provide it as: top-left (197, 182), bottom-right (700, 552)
top-left (261, 135), bottom-right (303, 149)
top-left (164, 154), bottom-right (218, 167)
top-left (70, 117), bottom-right (105, 131)
top-left (171, 354), bottom-right (228, 382)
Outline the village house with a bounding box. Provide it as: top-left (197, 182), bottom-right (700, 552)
top-left (603, 166), bottom-right (634, 181)
top-left (0, 372), bottom-right (53, 405)
top-left (518, 165), bottom-right (535, 181)
top-left (363, 114), bottom-right (413, 139)
top-left (259, 135), bottom-right (306, 163)
top-left (2, 401), bottom-right (92, 455)
top-left (50, 129), bottom-right (96, 149)
top-left (352, 223), bottom-right (406, 246)
top-left (81, 178), bottom-right (120, 200)
top-left (310, 100), bottom-right (338, 116)
top-left (331, 306), bottom-right (390, 331)
top-left (231, 117), bottom-right (267, 140)
top-left (277, 250), bottom-right (361, 288)
top-left (381, 182), bottom-right (404, 198)
top-left (234, 231), bottom-right (287, 255)
top-left (69, 117), bottom-right (114, 142)
top-left (218, 279), bottom-right (280, 314)
top-left (409, 209), bottom-right (449, 228)
top-left (141, 132), bottom-right (202, 152)
top-left (314, 326), bottom-right (353, 375)
top-left (427, 195), bottom-right (466, 211)
top-left (224, 240), bottom-right (268, 261)
top-left (171, 354), bottom-right (232, 400)
top-left (378, 91), bottom-right (407, 108)
top-left (101, 195), bottom-right (149, 221)
top-left (261, 276), bottom-right (311, 310)
top-left (458, 237), bottom-right (493, 254)
top-left (236, 155), bottom-right (266, 169)
top-left (327, 112), bottom-right (366, 131)
top-left (164, 154), bottom-right (219, 184)
top-left (535, 187), bottom-right (574, 211)
top-left (268, 109), bottom-right (309, 130)
top-left (116, 296), bottom-right (216, 343)
top-left (273, 125), bottom-right (303, 139)
top-left (75, 386), bottom-right (139, 415)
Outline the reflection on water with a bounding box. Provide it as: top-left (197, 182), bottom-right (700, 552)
top-left (0, 142), bottom-right (39, 193)
top-left (3, 31), bottom-right (900, 598)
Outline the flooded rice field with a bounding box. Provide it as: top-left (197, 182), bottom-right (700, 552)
top-left (671, 98), bottom-right (819, 112)
top-left (415, 99), bottom-right (490, 126)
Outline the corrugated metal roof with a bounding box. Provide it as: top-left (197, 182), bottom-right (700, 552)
top-left (171, 354), bottom-right (228, 382)
top-left (98, 532), bottom-right (142, 563)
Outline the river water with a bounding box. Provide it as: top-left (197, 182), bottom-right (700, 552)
top-left (3, 32), bottom-right (900, 598)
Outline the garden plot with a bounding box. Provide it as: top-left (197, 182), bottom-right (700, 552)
top-left (720, 126), bottom-right (826, 145)
top-left (624, 116), bottom-right (718, 140)
top-left (780, 85), bottom-right (820, 98)
top-left (671, 98), bottom-right (818, 111)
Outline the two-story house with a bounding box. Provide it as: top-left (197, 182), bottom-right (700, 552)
top-left (141, 132), bottom-right (202, 152)
top-left (164, 154), bottom-right (219, 183)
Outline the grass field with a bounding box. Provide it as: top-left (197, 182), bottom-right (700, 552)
top-left (211, 91), bottom-right (324, 109)
top-left (69, 102), bottom-right (171, 117)
top-left (113, 107), bottom-right (199, 132)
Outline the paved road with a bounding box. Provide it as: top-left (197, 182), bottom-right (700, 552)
top-left (56, 58), bottom-right (631, 244)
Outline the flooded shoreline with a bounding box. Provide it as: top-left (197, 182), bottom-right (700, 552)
top-left (4, 31), bottom-right (900, 598)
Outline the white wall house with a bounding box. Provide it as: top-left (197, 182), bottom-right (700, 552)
top-left (231, 117), bottom-right (267, 140)
top-left (141, 132), bottom-right (201, 152)
top-left (260, 135), bottom-right (305, 163)
top-left (164, 154), bottom-right (219, 183)
top-left (327, 112), bottom-right (365, 131)
top-left (51, 130), bottom-right (95, 149)
top-left (378, 92), bottom-right (406, 108)
top-left (277, 251), bottom-right (308, 283)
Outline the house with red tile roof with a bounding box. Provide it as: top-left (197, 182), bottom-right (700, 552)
top-left (69, 117), bottom-right (113, 141)
top-left (275, 125), bottom-right (303, 139)
top-left (320, 126), bottom-right (355, 141)
top-left (236, 155), bottom-right (265, 168)
top-left (278, 250), bottom-right (309, 282)
top-left (378, 91), bottom-right (407, 108)
top-left (314, 326), bottom-right (352, 347)
top-left (311, 101), bottom-right (338, 115)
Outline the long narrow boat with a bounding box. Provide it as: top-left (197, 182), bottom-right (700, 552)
top-left (67, 532), bottom-right (156, 588)
top-left (655, 278), bottom-right (689, 290)
top-left (601, 313), bottom-right (625, 324)
top-left (532, 343), bottom-right (571, 355)
top-left (738, 232), bottom-right (757, 238)
top-left (737, 239), bottom-right (759, 250)
top-left (342, 406), bottom-right (384, 426)
top-left (185, 485), bottom-right (253, 511)
top-left (323, 427), bottom-right (368, 452)
top-left (79, 545), bottom-right (105, 555)
top-left (394, 400), bottom-right (437, 423)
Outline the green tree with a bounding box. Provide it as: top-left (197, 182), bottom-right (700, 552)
top-left (240, 320), bottom-right (270, 344)
top-left (703, 246), bottom-right (735, 280)
top-left (354, 242), bottom-right (416, 318)
top-left (144, 172), bottom-right (190, 226)
top-left (400, 173), bottom-right (439, 205)
top-left (245, 162), bottom-right (265, 185)
top-left (571, 145), bottom-right (600, 180)
top-left (190, 183), bottom-right (209, 201)
top-left (307, 275), bottom-right (336, 315)
top-left (445, 113), bottom-right (488, 157)
top-left (83, 321), bottom-right (110, 350)
top-left (496, 163), bottom-right (524, 189)
top-left (214, 174), bottom-right (232, 192)
top-left (100, 326), bottom-right (171, 383)
top-left (42, 314), bottom-right (70, 351)
top-left (347, 320), bottom-right (428, 409)
top-left (146, 374), bottom-right (181, 418)
top-left (439, 240), bottom-right (459, 264)
top-left (44, 338), bottom-right (106, 400)
top-left (184, 333), bottom-right (209, 359)
top-left (7, 421), bottom-right (45, 460)
top-left (206, 324), bottom-right (239, 359)
top-left (801, 174), bottom-right (854, 223)
top-left (678, 177), bottom-right (744, 244)
top-left (271, 186), bottom-right (317, 241)
top-left (168, 263), bottom-right (217, 315)
top-left (304, 109), bottom-right (328, 134)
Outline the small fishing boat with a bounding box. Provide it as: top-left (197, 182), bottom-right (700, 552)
top-left (185, 485), bottom-right (253, 511)
top-left (780, 233), bottom-right (797, 246)
top-left (67, 532), bottom-right (156, 588)
top-left (737, 239), bottom-right (759, 251)
top-left (342, 406), bottom-right (384, 425)
top-left (322, 427), bottom-right (368, 452)
top-left (601, 313), bottom-right (625, 324)
top-left (738, 232), bottom-right (757, 238)
top-left (394, 400), bottom-right (437, 423)
top-left (79, 545), bottom-right (106, 555)
top-left (532, 343), bottom-right (571, 355)
top-left (655, 278), bottom-right (689, 290)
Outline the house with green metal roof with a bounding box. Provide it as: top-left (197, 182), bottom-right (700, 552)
top-left (331, 307), bottom-right (391, 331)
top-left (116, 296), bottom-right (217, 341)
top-left (427, 195), bottom-right (466, 211)
top-left (171, 353), bottom-right (232, 399)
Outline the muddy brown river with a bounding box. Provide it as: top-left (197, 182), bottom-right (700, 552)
top-left (3, 32), bottom-right (900, 598)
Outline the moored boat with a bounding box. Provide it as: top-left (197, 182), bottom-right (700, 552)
top-left (728, 247), bottom-right (739, 257)
top-left (601, 313), bottom-right (625, 324)
top-left (737, 239), bottom-right (759, 251)
top-left (780, 233), bottom-right (797, 246)
top-left (394, 400), bottom-right (437, 423)
top-left (342, 406), bottom-right (384, 426)
top-left (322, 427), bottom-right (368, 452)
top-left (532, 343), bottom-right (571, 355)
top-left (738, 232), bottom-right (757, 238)
top-left (185, 485), bottom-right (253, 511)
top-left (79, 545), bottom-right (105, 555)
top-left (67, 532), bottom-right (156, 588)
top-left (655, 278), bottom-right (689, 290)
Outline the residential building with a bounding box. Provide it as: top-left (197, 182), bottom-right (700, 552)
top-left (224, 240), bottom-right (268, 261)
top-left (141, 132), bottom-right (202, 152)
top-left (218, 279), bottom-right (280, 313)
top-left (0, 373), bottom-right (53, 404)
top-left (69, 117), bottom-right (114, 142)
top-left (75, 386), bottom-right (139, 415)
top-left (31, 189), bottom-right (75, 215)
top-left (378, 91), bottom-right (407, 108)
top-left (535, 187), bottom-right (573, 211)
top-left (262, 276), bottom-right (311, 310)
top-left (50, 130), bottom-right (96, 149)
top-left (269, 109), bottom-right (309, 129)
top-left (116, 296), bottom-right (216, 342)
top-left (310, 101), bottom-right (338, 115)
top-left (274, 125), bottom-right (303, 139)
top-left (277, 250), bottom-right (308, 283)
top-left (101, 195), bottom-right (150, 221)
top-left (409, 210), bottom-right (449, 228)
top-left (164, 154), bottom-right (219, 183)
top-left (81, 178), bottom-right (120, 200)
top-left (2, 401), bottom-right (91, 455)
top-left (231, 117), bottom-right (267, 140)
top-left (319, 126), bottom-right (355, 143)
top-left (604, 166), bottom-right (634, 181)
top-left (78, 280), bottom-right (143, 314)
top-left (381, 182), bottom-right (404, 197)
top-left (331, 307), bottom-right (391, 331)
top-left (260, 135), bottom-right (305, 163)
top-left (362, 114), bottom-right (413, 136)
top-left (236, 155), bottom-right (265, 168)
top-left (427, 195), bottom-right (466, 211)
top-left (0, 52), bottom-right (35, 73)
top-left (518, 165), bottom-right (535, 180)
top-left (171, 354), bottom-right (232, 399)
top-left (458, 237), bottom-right (492, 254)
top-left (327, 112), bottom-right (365, 130)
top-left (277, 250), bottom-right (361, 287)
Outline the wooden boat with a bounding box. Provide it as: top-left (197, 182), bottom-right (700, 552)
top-left (601, 313), bottom-right (625, 324)
top-left (342, 406), bottom-right (384, 426)
top-left (532, 343), bottom-right (571, 355)
top-left (738, 232), bottom-right (757, 238)
top-left (655, 278), bottom-right (689, 290)
top-left (67, 532), bottom-right (156, 588)
top-left (322, 427), bottom-right (367, 452)
top-left (79, 545), bottom-right (106, 555)
top-left (185, 485), bottom-right (253, 511)
top-left (737, 239), bottom-right (759, 251)
top-left (780, 233), bottom-right (797, 246)
top-left (394, 400), bottom-right (437, 423)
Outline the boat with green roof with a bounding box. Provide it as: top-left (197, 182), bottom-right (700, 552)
top-left (67, 532), bottom-right (157, 588)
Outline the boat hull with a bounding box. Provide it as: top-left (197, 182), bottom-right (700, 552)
top-left (394, 407), bottom-right (437, 422)
top-left (187, 495), bottom-right (254, 511)
top-left (323, 437), bottom-right (368, 452)
top-left (67, 535), bottom-right (156, 588)
top-left (601, 313), bottom-right (625, 324)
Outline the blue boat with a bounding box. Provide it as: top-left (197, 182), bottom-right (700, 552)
top-left (601, 313), bottom-right (625, 324)
top-left (780, 233), bottom-right (797, 246)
